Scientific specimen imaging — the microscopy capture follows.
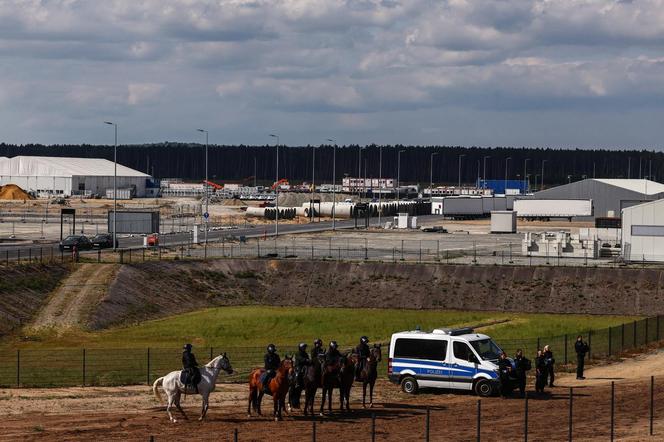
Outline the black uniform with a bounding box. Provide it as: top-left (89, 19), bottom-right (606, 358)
top-left (294, 349), bottom-right (310, 387)
top-left (263, 352), bottom-right (281, 392)
top-left (497, 357), bottom-right (512, 397)
top-left (535, 355), bottom-right (547, 393)
top-left (325, 348), bottom-right (341, 365)
top-left (575, 340), bottom-right (590, 379)
top-left (311, 345), bottom-right (325, 361)
top-left (513, 355), bottom-right (531, 397)
top-left (355, 342), bottom-right (370, 379)
top-left (543, 349), bottom-right (555, 387)
top-left (182, 350), bottom-right (201, 389)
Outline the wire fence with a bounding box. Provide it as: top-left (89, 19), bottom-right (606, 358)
top-left (1, 316), bottom-right (661, 388)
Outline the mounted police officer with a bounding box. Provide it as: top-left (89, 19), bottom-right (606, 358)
top-left (325, 341), bottom-right (341, 366)
top-left (354, 336), bottom-right (370, 380)
top-left (294, 342), bottom-right (311, 389)
top-left (263, 343), bottom-right (280, 394)
top-left (311, 338), bottom-right (325, 361)
top-left (182, 343), bottom-right (201, 393)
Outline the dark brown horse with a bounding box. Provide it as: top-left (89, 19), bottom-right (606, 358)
top-left (351, 344), bottom-right (382, 408)
top-left (248, 357), bottom-right (294, 421)
top-left (339, 353), bottom-right (355, 412)
top-left (319, 358), bottom-right (341, 415)
top-left (301, 356), bottom-right (323, 416)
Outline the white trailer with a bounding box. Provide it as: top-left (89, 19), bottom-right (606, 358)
top-left (513, 199), bottom-right (592, 220)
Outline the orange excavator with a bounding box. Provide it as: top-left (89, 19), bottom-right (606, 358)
top-left (204, 180), bottom-right (223, 190)
top-left (271, 178), bottom-right (289, 190)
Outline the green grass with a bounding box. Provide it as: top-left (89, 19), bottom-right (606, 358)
top-left (7, 306), bottom-right (640, 350)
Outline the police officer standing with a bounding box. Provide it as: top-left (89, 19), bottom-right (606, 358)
top-left (294, 342), bottom-right (311, 388)
top-left (513, 349), bottom-right (531, 398)
top-left (355, 336), bottom-right (370, 381)
top-left (575, 335), bottom-right (590, 380)
top-left (497, 352), bottom-right (512, 398)
top-left (263, 343), bottom-right (281, 394)
top-left (543, 345), bottom-right (555, 387)
top-left (535, 349), bottom-right (547, 394)
top-left (182, 343), bottom-right (200, 392)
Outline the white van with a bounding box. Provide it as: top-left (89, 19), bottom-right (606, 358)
top-left (388, 327), bottom-right (502, 397)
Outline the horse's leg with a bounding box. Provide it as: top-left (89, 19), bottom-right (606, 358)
top-left (273, 394), bottom-right (279, 421)
top-left (362, 382), bottom-right (367, 408)
top-left (166, 392), bottom-right (177, 423)
top-left (328, 387), bottom-right (332, 413)
top-left (247, 386), bottom-right (254, 417)
top-left (319, 387), bottom-right (326, 416)
top-left (257, 391), bottom-right (263, 415)
top-left (369, 380), bottom-right (375, 408)
top-left (175, 392), bottom-right (188, 420)
top-left (199, 393), bottom-right (208, 421)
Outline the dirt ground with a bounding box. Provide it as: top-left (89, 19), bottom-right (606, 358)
top-left (3, 350), bottom-right (664, 441)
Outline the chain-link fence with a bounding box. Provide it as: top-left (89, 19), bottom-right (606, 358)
top-left (1, 316), bottom-right (661, 388)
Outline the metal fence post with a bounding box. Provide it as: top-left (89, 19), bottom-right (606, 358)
top-left (425, 407), bottom-right (430, 442)
top-left (651, 376), bottom-right (655, 436)
top-left (537, 337), bottom-right (540, 351)
top-left (610, 382), bottom-right (615, 442)
top-left (16, 349), bottom-right (20, 387)
top-left (233, 428), bottom-right (238, 442)
top-left (312, 419), bottom-right (316, 442)
top-left (645, 317), bottom-right (649, 344)
top-left (634, 321), bottom-right (637, 348)
top-left (564, 334), bottom-right (568, 365)
top-left (82, 348), bottom-right (86, 386)
top-left (608, 327), bottom-right (612, 357)
top-left (371, 413), bottom-right (376, 442)
top-left (147, 348), bottom-right (151, 385)
top-left (568, 387), bottom-right (573, 442)
top-left (524, 393), bottom-right (529, 442)
top-left (210, 347), bottom-right (213, 359)
top-left (588, 330), bottom-right (592, 360)
top-left (477, 399), bottom-right (481, 442)
top-left (621, 323), bottom-right (625, 351)
top-left (658, 315), bottom-right (661, 341)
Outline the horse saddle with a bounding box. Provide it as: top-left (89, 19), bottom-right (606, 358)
top-left (180, 368), bottom-right (201, 387)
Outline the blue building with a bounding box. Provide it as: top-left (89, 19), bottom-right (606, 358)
top-left (476, 179), bottom-right (528, 194)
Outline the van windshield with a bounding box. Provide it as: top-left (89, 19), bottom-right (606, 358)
top-left (469, 339), bottom-right (502, 361)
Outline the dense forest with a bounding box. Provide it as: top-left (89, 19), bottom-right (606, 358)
top-left (1, 143), bottom-right (662, 189)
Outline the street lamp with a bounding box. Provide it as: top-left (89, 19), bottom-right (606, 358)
top-left (541, 159), bottom-right (548, 190)
top-left (397, 150), bottom-right (405, 203)
top-left (430, 152), bottom-right (438, 198)
top-left (103, 121), bottom-right (117, 251)
top-left (196, 129), bottom-right (209, 247)
top-left (483, 155), bottom-right (491, 189)
top-left (358, 146), bottom-right (366, 201)
top-left (378, 144), bottom-right (383, 228)
top-left (458, 154), bottom-right (466, 189)
top-left (504, 157), bottom-right (512, 194)
top-left (327, 139), bottom-right (337, 230)
top-left (269, 134), bottom-right (279, 236)
top-left (310, 145), bottom-right (317, 223)
top-left (523, 158), bottom-right (530, 193)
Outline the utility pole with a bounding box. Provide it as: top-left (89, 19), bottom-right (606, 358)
top-left (458, 154), bottom-right (465, 189)
top-left (523, 158), bottom-right (530, 193)
top-left (269, 134), bottom-right (279, 236)
top-left (397, 150), bottom-right (405, 203)
top-left (196, 129), bottom-right (209, 246)
top-left (541, 159), bottom-right (548, 191)
top-left (430, 152), bottom-right (438, 198)
top-left (328, 139), bottom-right (337, 230)
top-left (483, 155), bottom-right (491, 189)
top-left (504, 157), bottom-right (512, 194)
top-left (103, 121), bottom-right (118, 251)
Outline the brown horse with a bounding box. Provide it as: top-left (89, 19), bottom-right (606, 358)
top-left (301, 356), bottom-right (323, 416)
top-left (319, 358), bottom-right (341, 415)
top-left (351, 344), bottom-right (382, 408)
top-left (248, 357), bottom-right (294, 421)
top-left (338, 353), bottom-right (355, 412)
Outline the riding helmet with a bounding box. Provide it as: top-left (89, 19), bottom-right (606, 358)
top-left (360, 336), bottom-right (369, 344)
top-left (329, 341), bottom-right (338, 350)
top-left (298, 342), bottom-right (307, 351)
top-left (183, 343), bottom-right (193, 351)
top-left (314, 338), bottom-right (323, 347)
top-left (267, 344), bottom-right (276, 353)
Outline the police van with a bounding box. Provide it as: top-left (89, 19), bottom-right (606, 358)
top-left (388, 327), bottom-right (503, 397)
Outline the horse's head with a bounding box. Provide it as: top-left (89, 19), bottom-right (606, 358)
top-left (211, 352), bottom-right (234, 375)
top-left (371, 344), bottom-right (382, 362)
top-left (281, 356), bottom-right (294, 376)
top-left (339, 352), bottom-right (354, 373)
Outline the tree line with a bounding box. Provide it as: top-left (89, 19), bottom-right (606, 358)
top-left (1, 143), bottom-right (662, 188)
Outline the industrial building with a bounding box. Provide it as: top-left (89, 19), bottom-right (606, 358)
top-left (534, 179), bottom-right (664, 220)
top-left (0, 156), bottom-right (153, 197)
top-left (621, 199), bottom-right (664, 262)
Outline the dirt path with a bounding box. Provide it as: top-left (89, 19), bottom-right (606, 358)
top-left (2, 351), bottom-right (664, 441)
top-left (30, 264), bottom-right (119, 330)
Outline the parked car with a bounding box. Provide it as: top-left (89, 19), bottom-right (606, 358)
top-left (90, 233), bottom-right (117, 249)
top-left (59, 235), bottom-right (93, 252)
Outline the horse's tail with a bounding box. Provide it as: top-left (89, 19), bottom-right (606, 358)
top-left (152, 376), bottom-right (165, 403)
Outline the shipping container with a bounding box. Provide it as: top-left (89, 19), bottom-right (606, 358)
top-left (491, 210), bottom-right (517, 233)
top-left (513, 199), bottom-right (592, 219)
top-left (108, 210), bottom-right (160, 234)
top-left (442, 197), bottom-right (485, 218)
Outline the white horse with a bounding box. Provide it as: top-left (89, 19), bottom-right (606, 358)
top-left (152, 352), bottom-right (234, 422)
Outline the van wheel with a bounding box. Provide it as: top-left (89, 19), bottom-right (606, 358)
top-left (401, 377), bottom-right (418, 394)
top-left (474, 379), bottom-right (494, 397)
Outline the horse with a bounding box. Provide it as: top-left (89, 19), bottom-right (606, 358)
top-left (248, 357), bottom-right (294, 421)
top-left (301, 355), bottom-right (323, 416)
top-left (351, 344), bottom-right (382, 408)
top-left (319, 357), bottom-right (342, 416)
top-left (152, 353), bottom-right (234, 423)
top-left (338, 353), bottom-right (355, 412)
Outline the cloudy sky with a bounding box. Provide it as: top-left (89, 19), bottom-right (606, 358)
top-left (1, 0), bottom-right (664, 148)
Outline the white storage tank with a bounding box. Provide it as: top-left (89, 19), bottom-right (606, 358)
top-left (491, 210), bottom-right (517, 233)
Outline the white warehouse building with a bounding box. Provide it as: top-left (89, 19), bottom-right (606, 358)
top-left (0, 156), bottom-right (151, 197)
top-left (621, 198), bottom-right (664, 262)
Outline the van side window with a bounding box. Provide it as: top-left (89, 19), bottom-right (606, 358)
top-left (394, 339), bottom-right (447, 361)
top-left (453, 342), bottom-right (473, 360)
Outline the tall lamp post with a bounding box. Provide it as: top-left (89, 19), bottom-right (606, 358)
top-left (310, 145), bottom-right (317, 223)
top-left (483, 155), bottom-right (491, 189)
top-left (541, 159), bottom-right (548, 190)
top-left (458, 154), bottom-right (466, 189)
top-left (397, 149), bottom-right (405, 203)
top-left (269, 134), bottom-right (279, 236)
top-left (358, 146), bottom-right (365, 201)
top-left (504, 157), bottom-right (512, 194)
top-left (430, 152), bottom-right (438, 198)
top-left (327, 139), bottom-right (337, 230)
top-left (103, 121), bottom-right (117, 251)
top-left (196, 129), bottom-right (209, 247)
top-left (378, 144), bottom-right (383, 227)
top-left (523, 158), bottom-right (530, 193)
